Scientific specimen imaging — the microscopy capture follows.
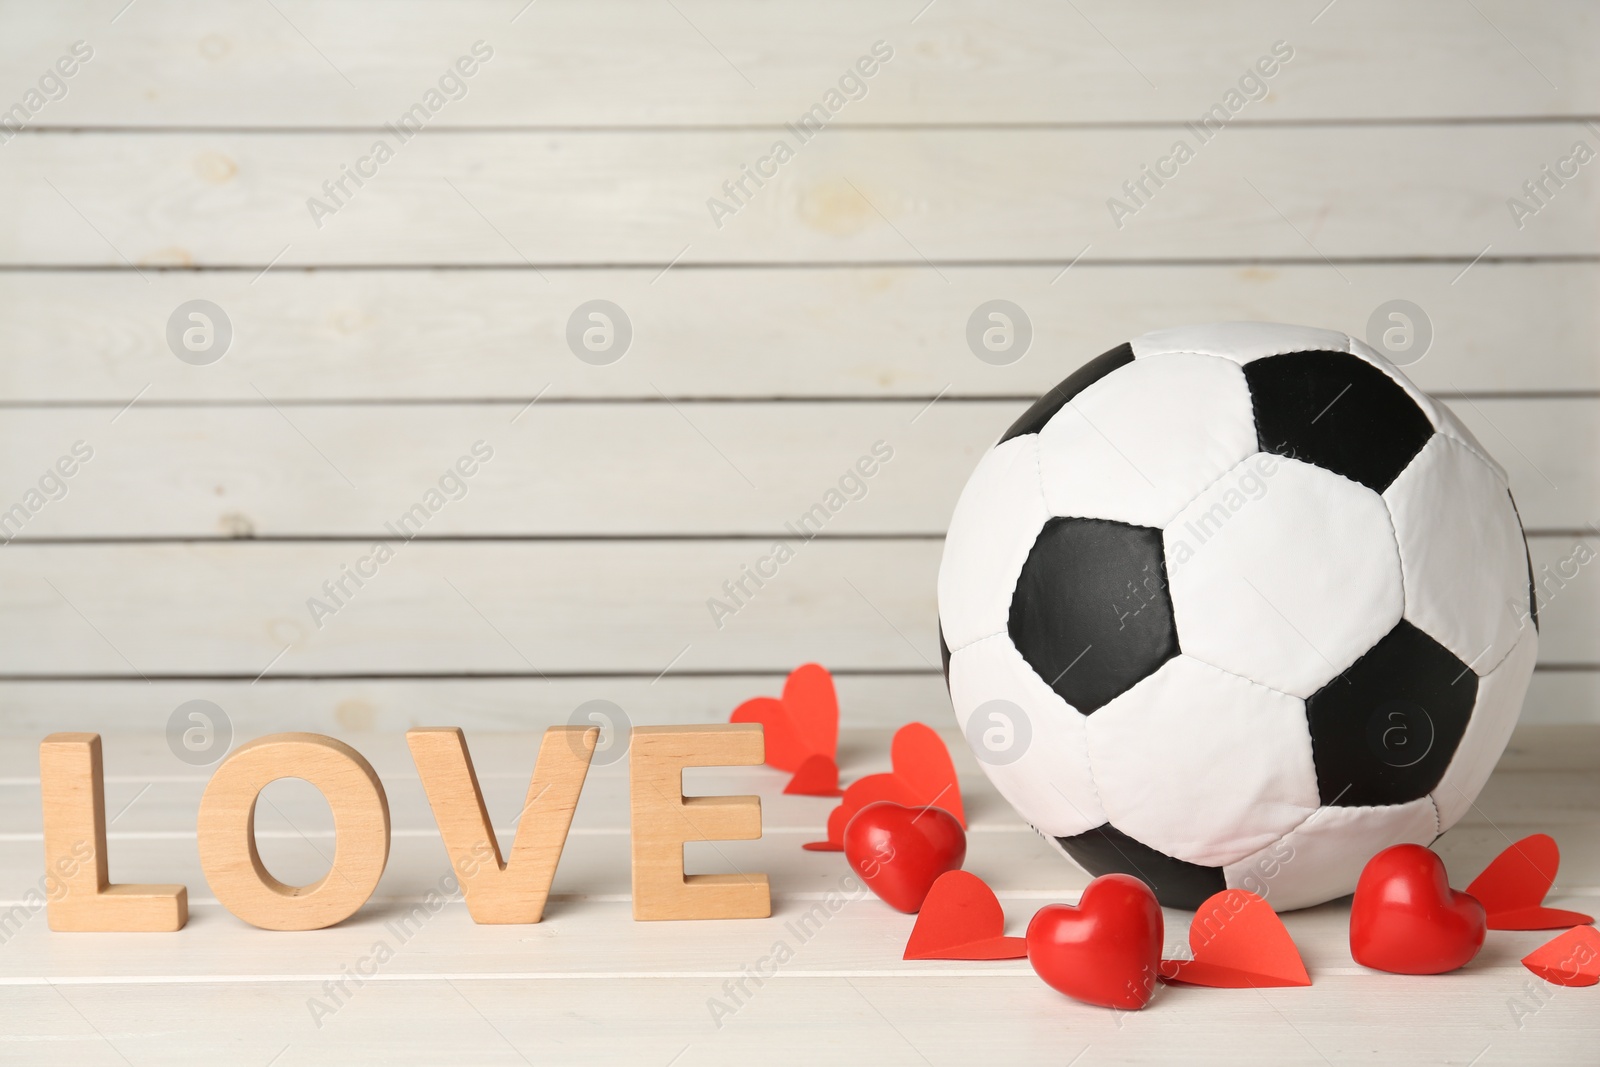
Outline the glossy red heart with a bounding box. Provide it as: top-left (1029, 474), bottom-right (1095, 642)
top-left (730, 663), bottom-right (838, 773)
top-left (1160, 889), bottom-right (1310, 988)
top-left (1350, 844), bottom-right (1486, 975)
top-left (1465, 834), bottom-right (1594, 931)
top-left (803, 723), bottom-right (964, 851)
top-left (903, 870), bottom-right (1026, 960)
top-left (1521, 925), bottom-right (1600, 988)
top-left (843, 801), bottom-right (966, 914)
top-left (1026, 874), bottom-right (1163, 1010)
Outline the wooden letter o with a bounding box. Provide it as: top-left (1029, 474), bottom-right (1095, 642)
top-left (198, 733), bottom-right (390, 931)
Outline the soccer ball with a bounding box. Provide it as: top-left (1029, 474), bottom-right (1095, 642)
top-left (938, 322), bottom-right (1537, 911)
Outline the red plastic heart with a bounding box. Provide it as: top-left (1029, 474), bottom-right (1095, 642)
top-left (730, 663), bottom-right (839, 773)
top-left (843, 801), bottom-right (966, 914)
top-left (784, 753), bottom-right (843, 797)
top-left (1026, 874), bottom-right (1164, 1010)
top-left (903, 870), bottom-right (1026, 960)
top-left (1465, 833), bottom-right (1594, 931)
top-left (1160, 889), bottom-right (1310, 988)
top-left (1521, 925), bottom-right (1600, 988)
top-left (802, 723), bottom-right (964, 850)
top-left (1350, 844), bottom-right (1486, 975)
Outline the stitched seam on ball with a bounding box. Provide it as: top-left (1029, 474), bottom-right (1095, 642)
top-left (1404, 379), bottom-right (1501, 474)
top-left (948, 628), bottom-right (1013, 656)
top-left (947, 436), bottom-right (1044, 660)
top-left (1437, 423), bottom-right (1502, 480)
top-left (1079, 712), bottom-right (1109, 833)
top-left (1139, 344), bottom-right (1345, 365)
top-left (1354, 337), bottom-right (1502, 475)
top-left (1426, 402), bottom-right (1500, 474)
top-left (1470, 613), bottom-right (1531, 690)
top-left (1467, 627), bottom-right (1518, 677)
top-left (1139, 357), bottom-right (1261, 526)
top-left (1440, 440), bottom-right (1522, 673)
top-left (1049, 353), bottom-right (1257, 532)
top-left (1002, 634), bottom-right (1107, 827)
top-left (1266, 800), bottom-right (1334, 848)
top-left (1372, 472), bottom-right (1409, 650)
top-left (1178, 655), bottom-right (1323, 828)
top-left (1135, 348), bottom-right (1253, 371)
top-left (1029, 418), bottom-right (1050, 514)
top-left (967, 634), bottom-right (1105, 833)
top-left (1383, 439), bottom-right (1520, 679)
top-left (1426, 793), bottom-right (1441, 838)
top-left (1180, 650), bottom-right (1305, 703)
top-left (1169, 448), bottom-right (1275, 534)
top-left (1270, 796), bottom-right (1432, 856)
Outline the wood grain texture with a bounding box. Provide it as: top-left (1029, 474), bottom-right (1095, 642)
top-left (4, 970), bottom-right (1596, 1066)
top-left (0, 539), bottom-right (1588, 675)
top-left (0, 397), bottom-right (1589, 537)
top-left (6, 127), bottom-right (1596, 267)
top-left (37, 732), bottom-right (186, 931)
top-left (0, 669), bottom-right (1593, 736)
top-left (2, 0), bottom-right (1592, 126)
top-left (2, 0), bottom-right (1595, 1058)
top-left (0, 726), bottom-right (1596, 1064)
top-left (3, 727), bottom-right (1595, 892)
top-left (196, 732), bottom-right (390, 930)
top-left (2, 265), bottom-right (1593, 402)
top-left (630, 724), bottom-right (770, 920)
top-left (406, 725), bottom-right (594, 923)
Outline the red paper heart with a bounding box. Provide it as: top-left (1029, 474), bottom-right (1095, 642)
top-left (783, 753), bottom-right (843, 796)
top-left (1465, 834), bottom-right (1594, 931)
top-left (803, 723), bottom-right (964, 850)
top-left (903, 871), bottom-right (1027, 960)
top-left (1159, 889), bottom-right (1310, 988)
top-left (730, 663), bottom-right (839, 773)
top-left (1027, 874), bottom-right (1164, 1010)
top-left (843, 801), bottom-right (966, 914)
top-left (1350, 844), bottom-right (1486, 975)
top-left (802, 805), bottom-right (851, 852)
top-left (1521, 925), bottom-right (1600, 988)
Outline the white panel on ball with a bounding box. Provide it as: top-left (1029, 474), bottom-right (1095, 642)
top-left (1085, 655), bottom-right (1320, 868)
top-left (1432, 625), bottom-right (1539, 829)
top-left (1035, 352), bottom-right (1258, 528)
top-left (1166, 456), bottom-right (1404, 699)
top-left (945, 633), bottom-right (1105, 839)
top-left (936, 435), bottom-right (1049, 652)
top-left (1130, 321), bottom-right (1354, 365)
top-left (1222, 797), bottom-right (1440, 912)
top-left (1385, 434), bottom-right (1530, 676)
top-left (937, 321), bottom-right (1540, 912)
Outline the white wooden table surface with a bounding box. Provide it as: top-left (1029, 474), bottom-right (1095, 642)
top-left (1, 0), bottom-right (1597, 1062)
top-left (1, 724), bottom-right (1597, 1064)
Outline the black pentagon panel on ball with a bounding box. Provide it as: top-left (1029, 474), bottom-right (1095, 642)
top-left (1510, 490), bottom-right (1539, 632)
top-left (1055, 824), bottom-right (1225, 910)
top-left (1009, 517), bottom-right (1178, 714)
top-left (997, 342), bottom-right (1134, 445)
top-left (938, 622), bottom-right (952, 688)
top-left (1243, 350), bottom-right (1434, 492)
top-left (1305, 619), bottom-right (1478, 808)
top-left (1524, 542), bottom-right (1539, 632)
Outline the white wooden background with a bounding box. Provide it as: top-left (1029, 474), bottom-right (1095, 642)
top-left (0, 2), bottom-right (1597, 1064)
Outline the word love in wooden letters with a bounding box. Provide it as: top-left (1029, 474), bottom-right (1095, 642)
top-left (39, 724), bottom-right (769, 933)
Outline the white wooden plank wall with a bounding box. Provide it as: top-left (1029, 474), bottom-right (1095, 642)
top-left (0, 1), bottom-right (1594, 737)
top-left (2, 4), bottom-right (1599, 1065)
